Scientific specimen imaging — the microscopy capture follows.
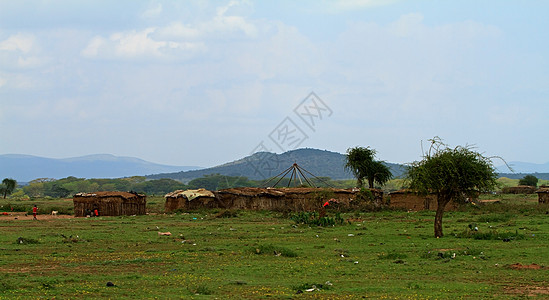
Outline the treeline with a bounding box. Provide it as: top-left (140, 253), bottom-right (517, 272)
top-left (17, 174), bottom-right (356, 198)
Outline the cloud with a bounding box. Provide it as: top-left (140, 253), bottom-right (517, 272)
top-left (81, 0), bottom-right (258, 61)
top-left (324, 0), bottom-right (398, 13)
top-left (81, 28), bottom-right (206, 60)
top-left (0, 33), bottom-right (34, 52)
top-left (141, 3), bottom-right (163, 19)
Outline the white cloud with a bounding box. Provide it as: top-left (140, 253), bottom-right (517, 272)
top-left (325, 0), bottom-right (398, 13)
top-left (81, 1), bottom-right (257, 61)
top-left (0, 33), bottom-right (35, 53)
top-left (141, 3), bottom-right (163, 19)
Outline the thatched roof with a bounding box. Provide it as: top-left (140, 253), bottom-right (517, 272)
top-left (216, 187), bottom-right (355, 197)
top-left (74, 191), bottom-right (145, 199)
top-left (164, 189), bottom-right (215, 200)
top-left (536, 188), bottom-right (549, 194)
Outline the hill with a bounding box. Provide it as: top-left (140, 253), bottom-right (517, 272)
top-left (496, 161), bottom-right (549, 174)
top-left (0, 154), bottom-right (200, 182)
top-left (147, 148), bottom-right (408, 182)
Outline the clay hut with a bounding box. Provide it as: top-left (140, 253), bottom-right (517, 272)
top-left (502, 185), bottom-right (537, 194)
top-left (536, 188), bottom-right (549, 204)
top-left (388, 189), bottom-right (459, 211)
top-left (164, 189), bottom-right (216, 211)
top-left (214, 187), bottom-right (383, 212)
top-left (73, 191), bottom-right (146, 217)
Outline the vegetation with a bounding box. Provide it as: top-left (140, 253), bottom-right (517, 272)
top-left (344, 146), bottom-right (392, 188)
top-left (518, 174), bottom-right (538, 187)
top-left (406, 138), bottom-right (498, 238)
top-left (0, 178), bottom-right (17, 198)
top-left (0, 196), bottom-right (547, 298)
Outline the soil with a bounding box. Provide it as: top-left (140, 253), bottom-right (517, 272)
top-left (0, 212), bottom-right (74, 221)
top-left (507, 263), bottom-right (545, 270)
top-left (505, 285), bottom-right (549, 296)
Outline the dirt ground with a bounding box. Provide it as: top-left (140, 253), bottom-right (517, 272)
top-left (0, 212), bottom-right (74, 221)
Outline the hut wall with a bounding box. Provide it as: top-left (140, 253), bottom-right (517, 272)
top-left (165, 188), bottom-right (384, 212)
top-left (74, 196), bottom-right (146, 217)
top-left (502, 186), bottom-right (537, 194)
top-left (538, 192), bottom-right (549, 204)
top-left (389, 192), bottom-right (457, 211)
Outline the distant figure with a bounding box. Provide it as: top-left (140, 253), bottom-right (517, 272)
top-left (94, 207), bottom-right (99, 217)
top-left (32, 205), bottom-right (38, 220)
top-left (85, 208), bottom-right (92, 217)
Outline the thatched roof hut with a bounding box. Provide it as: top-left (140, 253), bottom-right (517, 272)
top-left (164, 187), bottom-right (384, 212)
top-left (502, 185), bottom-right (537, 194)
top-left (73, 191), bottom-right (146, 217)
top-left (536, 188), bottom-right (549, 204)
top-left (164, 189), bottom-right (216, 211)
top-left (214, 187), bottom-right (383, 211)
top-left (388, 189), bottom-right (459, 211)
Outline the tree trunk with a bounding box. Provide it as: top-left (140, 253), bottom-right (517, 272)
top-left (434, 196), bottom-right (450, 238)
top-left (368, 178), bottom-right (374, 189)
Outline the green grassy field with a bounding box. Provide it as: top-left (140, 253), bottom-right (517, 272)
top-left (0, 196), bottom-right (548, 299)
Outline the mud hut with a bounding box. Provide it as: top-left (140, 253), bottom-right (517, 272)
top-left (502, 185), bottom-right (537, 194)
top-left (388, 189), bottom-right (459, 211)
top-left (73, 191), bottom-right (146, 217)
top-left (164, 189), bottom-right (216, 211)
top-left (536, 188), bottom-right (549, 204)
top-left (214, 187), bottom-right (383, 211)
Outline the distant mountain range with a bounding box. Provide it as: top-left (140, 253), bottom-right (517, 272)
top-left (2, 150), bottom-right (548, 183)
top-left (0, 154), bottom-right (200, 182)
top-left (147, 148), bottom-right (408, 182)
top-left (496, 161), bottom-right (549, 174)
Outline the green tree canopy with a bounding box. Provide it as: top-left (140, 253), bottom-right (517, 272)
top-left (406, 139), bottom-right (498, 238)
top-left (0, 178), bottom-right (17, 198)
top-left (344, 146), bottom-right (392, 188)
top-left (518, 175), bottom-right (538, 187)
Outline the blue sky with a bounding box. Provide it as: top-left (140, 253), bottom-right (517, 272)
top-left (1, 0), bottom-right (548, 168)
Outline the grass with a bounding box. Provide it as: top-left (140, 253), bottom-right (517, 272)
top-left (0, 196), bottom-right (548, 298)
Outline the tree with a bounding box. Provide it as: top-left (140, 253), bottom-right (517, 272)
top-left (518, 175), bottom-right (538, 187)
top-left (344, 146), bottom-right (393, 188)
top-left (0, 178), bottom-right (17, 199)
top-left (406, 139), bottom-right (498, 238)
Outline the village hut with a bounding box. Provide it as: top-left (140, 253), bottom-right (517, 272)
top-left (73, 191), bottom-right (146, 217)
top-left (164, 189), bottom-right (217, 211)
top-left (536, 188), bottom-right (549, 204)
top-left (214, 187), bottom-right (383, 212)
top-left (388, 189), bottom-right (459, 211)
top-left (502, 185), bottom-right (537, 194)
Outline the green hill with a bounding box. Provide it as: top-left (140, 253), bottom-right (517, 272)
top-left (147, 148), bottom-right (407, 182)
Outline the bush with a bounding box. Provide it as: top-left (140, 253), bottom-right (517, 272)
top-left (290, 211), bottom-right (345, 227)
top-left (252, 244), bottom-right (298, 257)
top-left (456, 229), bottom-right (525, 240)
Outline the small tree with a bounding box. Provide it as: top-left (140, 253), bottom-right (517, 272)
top-left (406, 139), bottom-right (498, 238)
top-left (0, 178), bottom-right (17, 199)
top-left (344, 146), bottom-right (392, 188)
top-left (518, 175), bottom-right (538, 187)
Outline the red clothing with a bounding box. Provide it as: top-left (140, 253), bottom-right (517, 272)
top-left (94, 209), bottom-right (99, 216)
top-left (33, 207), bottom-right (37, 214)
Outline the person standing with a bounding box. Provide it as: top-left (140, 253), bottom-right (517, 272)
top-left (32, 205), bottom-right (38, 220)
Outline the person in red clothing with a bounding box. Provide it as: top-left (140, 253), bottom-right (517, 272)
top-left (94, 207), bottom-right (99, 217)
top-left (32, 205), bottom-right (38, 220)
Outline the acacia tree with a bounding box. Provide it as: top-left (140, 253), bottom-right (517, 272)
top-left (344, 146), bottom-right (392, 188)
top-left (0, 178), bottom-right (17, 199)
top-left (519, 175), bottom-right (538, 187)
top-left (406, 139), bottom-right (498, 238)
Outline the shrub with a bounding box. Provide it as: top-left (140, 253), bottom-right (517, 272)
top-left (290, 211), bottom-right (345, 227)
top-left (252, 244), bottom-right (298, 257)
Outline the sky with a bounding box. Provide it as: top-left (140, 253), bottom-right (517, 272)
top-left (1, 0), bottom-right (548, 168)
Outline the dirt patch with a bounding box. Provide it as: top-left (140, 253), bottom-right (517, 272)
top-left (478, 199), bottom-right (501, 204)
top-left (505, 285), bottom-right (549, 296)
top-left (507, 263), bottom-right (545, 270)
top-left (0, 212), bottom-right (74, 221)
